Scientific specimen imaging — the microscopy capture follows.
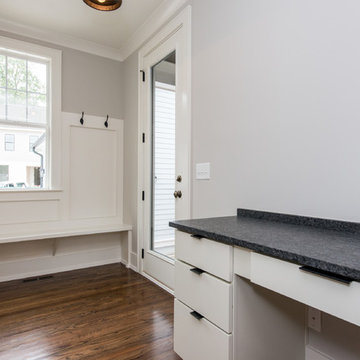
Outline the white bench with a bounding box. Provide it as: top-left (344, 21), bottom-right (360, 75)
top-left (0, 224), bottom-right (133, 266)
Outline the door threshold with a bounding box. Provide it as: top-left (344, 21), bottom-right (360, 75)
top-left (141, 271), bottom-right (174, 295)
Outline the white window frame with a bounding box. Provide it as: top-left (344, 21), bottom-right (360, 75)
top-left (0, 36), bottom-right (62, 192)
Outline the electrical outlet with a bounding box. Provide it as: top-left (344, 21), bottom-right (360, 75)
top-left (308, 307), bottom-right (322, 332)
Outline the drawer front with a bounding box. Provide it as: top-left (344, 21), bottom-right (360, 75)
top-left (251, 252), bottom-right (360, 327)
top-left (175, 260), bottom-right (233, 333)
top-left (174, 299), bottom-right (233, 360)
top-left (234, 246), bottom-right (251, 279)
top-left (175, 230), bottom-right (233, 282)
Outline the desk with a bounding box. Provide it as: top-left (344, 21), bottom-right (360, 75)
top-left (170, 209), bottom-right (360, 360)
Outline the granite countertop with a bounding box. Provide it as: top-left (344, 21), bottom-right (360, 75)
top-left (169, 209), bottom-right (360, 282)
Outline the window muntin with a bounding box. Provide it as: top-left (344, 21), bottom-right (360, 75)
top-left (0, 54), bottom-right (48, 124)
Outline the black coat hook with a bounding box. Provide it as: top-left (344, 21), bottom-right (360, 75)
top-left (104, 115), bottom-right (109, 128)
top-left (80, 112), bottom-right (84, 125)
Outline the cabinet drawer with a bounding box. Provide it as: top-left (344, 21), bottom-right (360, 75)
top-left (175, 260), bottom-right (233, 333)
top-left (175, 230), bottom-right (233, 282)
top-left (251, 253), bottom-right (360, 326)
top-left (174, 299), bottom-right (233, 360)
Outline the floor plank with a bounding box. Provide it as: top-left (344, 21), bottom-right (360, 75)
top-left (0, 264), bottom-right (181, 360)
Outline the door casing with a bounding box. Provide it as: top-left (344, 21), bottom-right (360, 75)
top-left (137, 6), bottom-right (192, 292)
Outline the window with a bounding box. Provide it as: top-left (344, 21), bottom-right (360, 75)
top-left (0, 36), bottom-right (61, 190)
top-left (0, 165), bottom-right (8, 182)
top-left (4, 134), bottom-right (14, 151)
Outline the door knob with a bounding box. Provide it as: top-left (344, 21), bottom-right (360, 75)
top-left (173, 190), bottom-right (182, 199)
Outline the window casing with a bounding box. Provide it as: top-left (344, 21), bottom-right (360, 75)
top-left (0, 36), bottom-right (61, 191)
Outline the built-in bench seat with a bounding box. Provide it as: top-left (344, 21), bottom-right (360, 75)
top-left (0, 224), bottom-right (132, 263)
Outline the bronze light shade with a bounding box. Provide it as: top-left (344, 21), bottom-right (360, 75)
top-left (83, 0), bottom-right (122, 11)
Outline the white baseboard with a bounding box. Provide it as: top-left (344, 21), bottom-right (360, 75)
top-left (306, 346), bottom-right (333, 360)
top-left (141, 271), bottom-right (174, 295)
top-left (0, 246), bottom-right (122, 282)
top-left (130, 251), bottom-right (138, 270)
top-left (128, 264), bottom-right (138, 272)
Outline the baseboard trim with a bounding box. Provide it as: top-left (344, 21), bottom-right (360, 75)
top-left (128, 264), bottom-right (138, 272)
top-left (130, 251), bottom-right (138, 271)
top-left (141, 271), bottom-right (174, 295)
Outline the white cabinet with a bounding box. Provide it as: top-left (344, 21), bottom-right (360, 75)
top-left (174, 230), bottom-right (233, 360)
top-left (175, 260), bottom-right (233, 333)
top-left (175, 230), bottom-right (233, 282)
top-left (174, 300), bottom-right (233, 360)
top-left (251, 252), bottom-right (360, 327)
top-left (174, 233), bottom-right (360, 360)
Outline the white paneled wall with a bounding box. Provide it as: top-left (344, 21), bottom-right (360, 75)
top-left (0, 112), bottom-right (131, 281)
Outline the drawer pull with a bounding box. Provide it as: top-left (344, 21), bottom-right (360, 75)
top-left (299, 266), bottom-right (353, 285)
top-left (191, 234), bottom-right (203, 240)
top-left (190, 310), bottom-right (204, 320)
top-left (190, 267), bottom-right (205, 275)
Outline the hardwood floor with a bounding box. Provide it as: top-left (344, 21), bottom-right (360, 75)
top-left (0, 264), bottom-right (181, 360)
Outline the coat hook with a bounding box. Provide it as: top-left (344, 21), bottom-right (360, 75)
top-left (80, 112), bottom-right (84, 125)
top-left (104, 115), bottom-right (109, 128)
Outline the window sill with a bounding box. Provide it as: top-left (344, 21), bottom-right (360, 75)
top-left (0, 188), bottom-right (63, 194)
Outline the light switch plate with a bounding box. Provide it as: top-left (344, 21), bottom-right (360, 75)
top-left (196, 163), bottom-right (210, 180)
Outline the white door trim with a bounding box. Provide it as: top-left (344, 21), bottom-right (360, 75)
top-left (137, 6), bottom-right (192, 276)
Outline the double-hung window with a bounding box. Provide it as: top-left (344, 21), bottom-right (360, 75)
top-left (0, 37), bottom-right (61, 190)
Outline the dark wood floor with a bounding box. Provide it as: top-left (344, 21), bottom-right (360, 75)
top-left (0, 264), bottom-right (181, 360)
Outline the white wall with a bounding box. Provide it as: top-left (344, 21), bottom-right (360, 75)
top-left (187, 0), bottom-right (360, 358)
top-left (190, 0), bottom-right (360, 222)
top-left (0, 112), bottom-right (127, 281)
top-left (122, 1), bottom-right (360, 358)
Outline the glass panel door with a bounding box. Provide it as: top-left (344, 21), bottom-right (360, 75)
top-left (151, 51), bottom-right (176, 259)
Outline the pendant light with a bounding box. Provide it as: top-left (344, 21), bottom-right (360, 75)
top-left (83, 0), bottom-right (122, 11)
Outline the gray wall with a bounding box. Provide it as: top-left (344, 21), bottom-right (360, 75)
top-left (0, 30), bottom-right (124, 118)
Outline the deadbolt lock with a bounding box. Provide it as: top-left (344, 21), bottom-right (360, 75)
top-left (176, 175), bottom-right (182, 183)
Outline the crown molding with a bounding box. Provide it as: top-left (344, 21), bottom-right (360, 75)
top-left (0, 0), bottom-right (188, 62)
top-left (0, 17), bottom-right (123, 61)
top-left (120, 0), bottom-right (188, 60)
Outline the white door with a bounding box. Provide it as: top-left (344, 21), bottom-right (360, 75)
top-left (139, 11), bottom-right (191, 290)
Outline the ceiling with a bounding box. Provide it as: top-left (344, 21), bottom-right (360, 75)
top-left (0, 0), bottom-right (183, 61)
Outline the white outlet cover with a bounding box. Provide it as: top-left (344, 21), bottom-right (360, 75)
top-left (196, 162), bottom-right (210, 180)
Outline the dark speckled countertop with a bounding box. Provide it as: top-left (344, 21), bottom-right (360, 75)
top-left (169, 209), bottom-right (360, 282)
